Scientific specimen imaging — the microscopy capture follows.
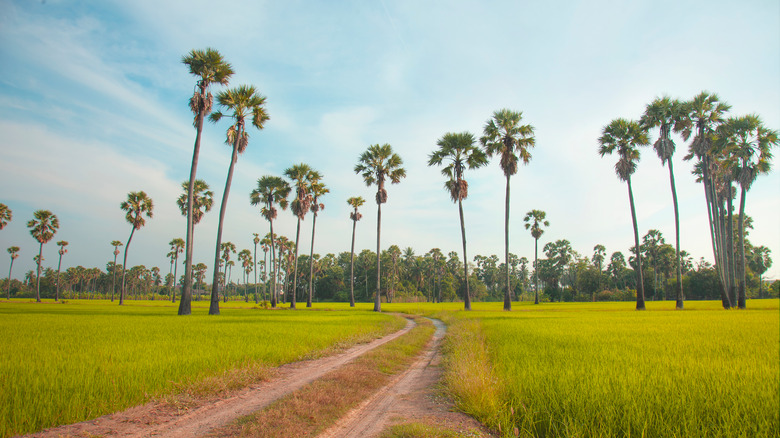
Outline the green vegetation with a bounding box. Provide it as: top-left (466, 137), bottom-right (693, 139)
top-left (0, 300), bottom-right (403, 437)
top-left (429, 300), bottom-right (780, 438)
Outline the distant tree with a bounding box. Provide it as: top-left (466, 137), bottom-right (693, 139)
top-left (250, 176), bottom-right (290, 308)
top-left (481, 109), bottom-right (535, 311)
top-left (119, 191), bottom-right (154, 305)
top-left (284, 163), bottom-right (317, 309)
top-left (598, 118), bottom-right (649, 310)
top-left (181, 48), bottom-right (233, 316)
top-left (55, 240), bottom-right (68, 301)
top-left (347, 196), bottom-right (365, 307)
top-left (110, 240), bottom-right (123, 301)
top-left (208, 84), bottom-right (269, 315)
top-left (307, 177), bottom-right (328, 307)
top-left (7, 246), bottom-right (20, 299)
top-left (524, 209), bottom-right (549, 305)
top-left (27, 210), bottom-right (59, 302)
top-left (176, 179), bottom-right (213, 308)
top-left (168, 238), bottom-right (185, 303)
top-left (253, 233), bottom-right (260, 303)
top-left (749, 246), bottom-right (772, 298)
top-left (592, 244), bottom-right (606, 298)
top-left (0, 203), bottom-right (11, 229)
top-left (354, 144), bottom-right (406, 312)
top-left (428, 131), bottom-right (488, 310)
top-left (238, 248), bottom-right (252, 302)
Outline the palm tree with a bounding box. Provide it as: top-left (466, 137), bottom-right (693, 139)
top-left (110, 240), bottom-right (123, 302)
top-left (0, 203), bottom-right (11, 229)
top-left (598, 119), bottom-right (649, 310)
top-left (683, 91), bottom-right (732, 308)
top-left (54, 240), bottom-right (68, 301)
top-left (250, 176), bottom-right (290, 308)
top-left (523, 209), bottom-right (549, 305)
top-left (720, 115), bottom-right (777, 308)
top-left (119, 191), bottom-right (154, 305)
top-left (208, 85), bottom-right (269, 315)
top-left (168, 238), bottom-right (185, 303)
top-left (592, 244), bottom-right (606, 298)
top-left (7, 246), bottom-right (19, 299)
top-left (354, 144), bottom-right (406, 312)
top-left (749, 246), bottom-right (772, 298)
top-left (347, 196), bottom-right (365, 307)
top-left (253, 233), bottom-right (260, 303)
top-left (641, 96), bottom-right (688, 309)
top-left (176, 179), bottom-right (213, 307)
top-left (27, 210), bottom-right (59, 302)
top-left (284, 163), bottom-right (316, 309)
top-left (428, 131), bottom-right (488, 310)
top-left (480, 109), bottom-right (535, 311)
top-left (260, 236), bottom-right (271, 302)
top-left (220, 241), bottom-right (236, 300)
top-left (181, 48), bottom-right (233, 316)
top-left (238, 248), bottom-right (252, 302)
top-left (307, 178), bottom-right (328, 307)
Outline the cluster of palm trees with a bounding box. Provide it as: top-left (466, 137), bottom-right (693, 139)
top-left (599, 91), bottom-right (777, 310)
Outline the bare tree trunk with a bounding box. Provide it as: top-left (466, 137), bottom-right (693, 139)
top-left (7, 258), bottom-right (15, 300)
top-left (627, 178), bottom-right (645, 310)
top-left (254, 242), bottom-right (258, 304)
top-left (55, 252), bottom-right (63, 302)
top-left (291, 217), bottom-right (301, 309)
top-left (270, 220), bottom-right (277, 308)
top-left (307, 213), bottom-right (317, 307)
top-left (727, 184), bottom-right (737, 307)
top-left (181, 88), bottom-right (205, 316)
top-left (534, 237), bottom-right (539, 304)
top-left (737, 188), bottom-right (747, 309)
top-left (667, 160), bottom-right (684, 309)
top-left (458, 198), bottom-right (471, 310)
top-left (375, 202), bottom-right (382, 312)
top-left (120, 227), bottom-right (136, 306)
top-left (503, 174), bottom-right (512, 311)
top-left (350, 218), bottom-right (357, 307)
top-left (111, 252), bottom-right (118, 302)
top-left (209, 127), bottom-right (242, 316)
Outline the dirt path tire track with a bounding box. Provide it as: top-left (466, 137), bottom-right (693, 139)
top-left (27, 317), bottom-right (415, 438)
top-left (318, 318), bottom-right (493, 438)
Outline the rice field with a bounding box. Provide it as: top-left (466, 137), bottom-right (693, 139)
top-left (0, 299), bottom-right (403, 437)
top-left (432, 300), bottom-right (780, 438)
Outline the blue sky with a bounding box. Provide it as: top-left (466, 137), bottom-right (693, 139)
top-left (1, 0), bottom-right (778, 282)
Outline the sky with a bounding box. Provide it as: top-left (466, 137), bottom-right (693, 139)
top-left (1, 0), bottom-right (778, 283)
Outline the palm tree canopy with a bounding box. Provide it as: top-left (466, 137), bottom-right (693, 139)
top-left (717, 115), bottom-right (777, 191)
top-left (251, 175), bottom-right (291, 222)
top-left (310, 179), bottom-right (329, 214)
top-left (429, 131), bottom-right (488, 202)
top-left (176, 179), bottom-right (214, 224)
top-left (209, 85), bottom-right (269, 153)
top-left (598, 118), bottom-right (649, 182)
top-left (120, 191), bottom-right (154, 229)
top-left (480, 109), bottom-right (535, 178)
top-left (183, 48), bottom-right (234, 124)
top-left (640, 96), bottom-right (687, 163)
top-left (0, 203), bottom-right (11, 229)
top-left (221, 241), bottom-right (236, 262)
top-left (285, 164), bottom-right (317, 219)
top-left (354, 144), bottom-right (406, 204)
top-left (27, 210), bottom-right (59, 244)
top-left (683, 91), bottom-right (731, 159)
top-left (8, 246), bottom-right (20, 258)
top-left (347, 196), bottom-right (365, 221)
top-left (523, 209), bottom-right (549, 240)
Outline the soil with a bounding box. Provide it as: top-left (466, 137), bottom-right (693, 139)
top-left (24, 317), bottom-right (494, 438)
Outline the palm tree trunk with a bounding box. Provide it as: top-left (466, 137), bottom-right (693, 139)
top-left (308, 213), bottom-right (317, 307)
top-left (458, 198), bottom-right (471, 311)
top-left (111, 253), bottom-right (118, 302)
top-left (375, 201), bottom-right (382, 312)
top-left (7, 258), bottom-right (14, 300)
top-left (55, 253), bottom-right (63, 302)
top-left (172, 253), bottom-right (179, 304)
top-left (253, 243), bottom-right (258, 304)
top-left (668, 160), bottom-right (684, 309)
top-left (726, 185), bottom-right (737, 306)
top-left (35, 243), bottom-right (43, 302)
top-left (291, 217), bottom-right (301, 309)
top-left (737, 187), bottom-right (747, 309)
top-left (209, 130), bottom-right (242, 316)
top-left (703, 169), bottom-right (730, 308)
top-left (627, 178), bottom-right (645, 310)
top-left (503, 174), bottom-right (512, 311)
top-left (269, 220), bottom-right (277, 308)
top-left (350, 218), bottom-right (357, 307)
top-left (534, 237), bottom-right (539, 305)
top-left (120, 227), bottom-right (136, 305)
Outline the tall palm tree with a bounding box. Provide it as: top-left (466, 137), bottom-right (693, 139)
top-left (55, 240), bottom-right (68, 301)
top-left (592, 244), bottom-right (606, 298)
top-left (110, 240), bottom-right (123, 302)
top-left (7, 246), bottom-right (19, 299)
top-left (176, 179), bottom-right (213, 302)
top-left (598, 119), bottom-right (649, 310)
top-left (750, 246), bottom-right (772, 298)
top-left (168, 238), bottom-right (185, 302)
top-left (307, 178), bottom-right (328, 307)
top-left (260, 236), bottom-right (271, 302)
top-left (720, 115), bottom-right (777, 308)
top-left (208, 85), bottom-right (269, 315)
top-left (480, 109), bottom-right (535, 311)
top-left (181, 48), bottom-right (233, 316)
top-left (220, 241), bottom-right (236, 299)
top-left (683, 91), bottom-right (732, 308)
top-left (354, 144), bottom-right (406, 312)
top-left (27, 210), bottom-right (59, 302)
top-left (250, 176), bottom-right (291, 308)
top-left (428, 131), bottom-right (488, 310)
top-left (253, 233), bottom-right (260, 303)
top-left (640, 96), bottom-right (688, 309)
top-left (347, 196), bottom-right (365, 307)
top-left (238, 248), bottom-right (252, 302)
top-left (0, 203), bottom-right (11, 229)
top-left (119, 191), bottom-right (154, 305)
top-left (523, 209), bottom-right (549, 305)
top-left (284, 163), bottom-right (316, 309)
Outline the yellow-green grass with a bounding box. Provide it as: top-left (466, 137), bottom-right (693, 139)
top-left (435, 300), bottom-right (780, 437)
top-left (0, 300), bottom-right (403, 438)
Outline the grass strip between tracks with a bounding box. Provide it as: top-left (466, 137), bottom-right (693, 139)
top-left (211, 316), bottom-right (435, 437)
